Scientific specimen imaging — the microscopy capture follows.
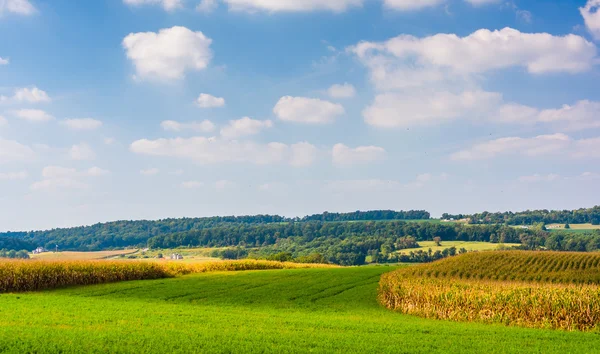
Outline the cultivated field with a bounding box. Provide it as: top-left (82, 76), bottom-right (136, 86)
top-left (1, 267), bottom-right (600, 353)
top-left (547, 223), bottom-right (600, 231)
top-left (396, 241), bottom-right (519, 255)
top-left (380, 251), bottom-right (600, 331)
top-left (31, 250), bottom-right (137, 260)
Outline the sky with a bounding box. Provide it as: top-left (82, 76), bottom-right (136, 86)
top-left (0, 0), bottom-right (599, 231)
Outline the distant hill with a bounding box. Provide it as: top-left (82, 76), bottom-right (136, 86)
top-left (1, 210), bottom-right (430, 251)
top-left (442, 206), bottom-right (600, 225)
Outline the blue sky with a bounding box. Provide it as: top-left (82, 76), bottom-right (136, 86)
top-left (0, 0), bottom-right (599, 231)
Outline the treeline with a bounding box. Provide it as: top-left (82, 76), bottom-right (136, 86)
top-left (519, 230), bottom-right (600, 252)
top-left (300, 210), bottom-right (430, 222)
top-left (151, 221), bottom-right (529, 265)
top-left (0, 249), bottom-right (30, 259)
top-left (1, 210), bottom-right (431, 251)
top-left (0, 237), bottom-right (34, 252)
top-left (443, 206), bottom-right (600, 225)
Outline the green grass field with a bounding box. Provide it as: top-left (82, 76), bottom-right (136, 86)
top-left (2, 267), bottom-right (600, 353)
top-left (396, 241), bottom-right (520, 255)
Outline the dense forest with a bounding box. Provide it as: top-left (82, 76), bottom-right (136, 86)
top-left (150, 221), bottom-right (529, 265)
top-left (519, 230), bottom-right (600, 252)
top-left (442, 206), bottom-right (600, 225)
top-left (0, 237), bottom-right (34, 252)
top-left (1, 210), bottom-right (428, 251)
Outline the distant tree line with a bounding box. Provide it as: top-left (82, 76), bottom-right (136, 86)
top-left (0, 237), bottom-right (34, 252)
top-left (519, 230), bottom-right (600, 252)
top-left (442, 206), bottom-right (600, 225)
top-left (0, 210), bottom-right (432, 251)
top-left (164, 221), bottom-right (530, 265)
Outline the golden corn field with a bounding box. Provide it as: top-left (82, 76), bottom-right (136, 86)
top-left (401, 251), bottom-right (600, 284)
top-left (0, 259), bottom-right (336, 293)
top-left (379, 251), bottom-right (600, 331)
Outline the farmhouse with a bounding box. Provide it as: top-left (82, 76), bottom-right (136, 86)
top-left (32, 247), bottom-right (48, 254)
top-left (171, 253), bottom-right (184, 260)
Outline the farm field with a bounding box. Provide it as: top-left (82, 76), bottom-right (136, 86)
top-left (2, 267), bottom-right (600, 353)
top-left (31, 249), bottom-right (137, 260)
top-left (396, 241), bottom-right (519, 255)
top-left (547, 223), bottom-right (600, 231)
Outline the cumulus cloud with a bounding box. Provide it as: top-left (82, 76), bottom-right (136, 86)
top-left (0, 171), bottom-right (27, 180)
top-left (0, 0), bottom-right (36, 16)
top-left (220, 117), bottom-right (273, 139)
top-left (0, 87), bottom-right (50, 104)
top-left (0, 139), bottom-right (35, 163)
top-left (363, 90), bottom-right (501, 128)
top-left (327, 83), bottom-right (356, 99)
top-left (196, 93), bottom-right (225, 108)
top-left (130, 136), bottom-right (317, 167)
top-left (581, 0), bottom-right (600, 40)
top-left (31, 166), bottom-right (109, 191)
top-left (196, 0), bottom-right (218, 12)
top-left (123, 0), bottom-right (183, 11)
top-left (13, 109), bottom-right (54, 122)
top-left (494, 100), bottom-right (600, 131)
top-left (273, 96), bottom-right (344, 124)
top-left (123, 26), bottom-right (213, 81)
top-left (451, 134), bottom-right (600, 161)
top-left (222, 0), bottom-right (363, 13)
top-left (383, 0), bottom-right (444, 11)
top-left (332, 143), bottom-right (386, 166)
top-left (161, 120), bottom-right (216, 133)
top-left (0, 57), bottom-right (9, 65)
top-left (61, 118), bottom-right (103, 131)
top-left (350, 28), bottom-right (597, 91)
top-left (69, 143), bottom-right (96, 161)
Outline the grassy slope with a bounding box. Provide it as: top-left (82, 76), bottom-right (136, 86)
top-left (1, 267), bottom-right (600, 353)
top-left (396, 241), bottom-right (520, 255)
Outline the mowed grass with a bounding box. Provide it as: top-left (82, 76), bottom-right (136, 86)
top-left (2, 268), bottom-right (600, 353)
top-left (396, 241), bottom-right (519, 255)
top-left (31, 250), bottom-right (137, 260)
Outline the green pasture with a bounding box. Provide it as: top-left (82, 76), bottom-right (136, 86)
top-left (1, 267), bottom-right (599, 353)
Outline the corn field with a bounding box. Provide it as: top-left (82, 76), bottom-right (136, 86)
top-left (402, 251), bottom-right (600, 285)
top-left (379, 251), bottom-right (600, 331)
top-left (0, 259), bottom-right (335, 293)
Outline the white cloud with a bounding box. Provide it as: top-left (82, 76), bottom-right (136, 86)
top-left (12, 87), bottom-right (51, 103)
top-left (61, 118), bottom-right (103, 131)
top-left (383, 0), bottom-right (444, 11)
top-left (196, 93), bottom-right (225, 108)
top-left (518, 174), bottom-right (561, 183)
top-left (332, 143), bottom-right (386, 166)
top-left (123, 0), bottom-right (183, 11)
top-left (0, 115), bottom-right (6, 127)
top-left (0, 57), bottom-right (9, 65)
top-left (140, 168), bottom-right (160, 176)
top-left (222, 0), bottom-right (363, 13)
top-left (350, 28), bottom-right (597, 91)
top-left (31, 166), bottom-right (109, 191)
top-left (290, 142), bottom-right (318, 167)
top-left (0, 171), bottom-right (27, 180)
top-left (220, 117), bottom-right (273, 139)
top-left (273, 96), bottom-right (344, 124)
top-left (104, 137), bottom-right (116, 145)
top-left (451, 134), bottom-right (600, 161)
top-left (581, 0), bottom-right (600, 40)
top-left (493, 100), bottom-right (600, 131)
top-left (327, 83), bottom-right (356, 99)
top-left (131, 136), bottom-right (317, 167)
top-left (181, 180), bottom-right (204, 189)
top-left (123, 26), bottom-right (213, 81)
top-left (363, 90), bottom-right (501, 128)
top-left (161, 120), bottom-right (216, 133)
top-left (0, 0), bottom-right (36, 16)
top-left (577, 172), bottom-right (600, 181)
top-left (69, 143), bottom-right (96, 161)
top-left (0, 139), bottom-right (35, 163)
top-left (196, 0), bottom-right (218, 12)
top-left (13, 109), bottom-right (54, 122)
